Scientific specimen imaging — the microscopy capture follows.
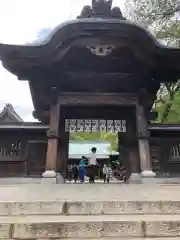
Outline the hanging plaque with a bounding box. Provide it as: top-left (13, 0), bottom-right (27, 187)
top-left (77, 120), bottom-right (84, 132)
top-left (84, 120), bottom-right (92, 132)
top-left (65, 119), bottom-right (126, 132)
top-left (69, 120), bottom-right (77, 132)
top-left (107, 120), bottom-right (114, 132)
top-left (121, 120), bottom-right (126, 132)
top-left (114, 120), bottom-right (122, 132)
top-left (99, 120), bottom-right (107, 132)
top-left (92, 120), bottom-right (99, 132)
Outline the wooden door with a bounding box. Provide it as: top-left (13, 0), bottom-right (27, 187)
top-left (26, 141), bottom-right (47, 176)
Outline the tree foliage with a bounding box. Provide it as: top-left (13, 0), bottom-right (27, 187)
top-left (125, 0), bottom-right (180, 46)
top-left (125, 0), bottom-right (180, 123)
top-left (153, 82), bottom-right (180, 123)
top-left (70, 132), bottom-right (118, 151)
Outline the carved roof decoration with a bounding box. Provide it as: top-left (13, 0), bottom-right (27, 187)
top-left (77, 0), bottom-right (125, 20)
top-left (0, 104), bottom-right (23, 123)
top-left (87, 45), bottom-right (116, 56)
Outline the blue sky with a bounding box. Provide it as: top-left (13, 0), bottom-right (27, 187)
top-left (0, 0), bottom-right (125, 121)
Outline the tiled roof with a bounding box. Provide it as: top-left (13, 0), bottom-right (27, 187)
top-left (0, 104), bottom-right (23, 122)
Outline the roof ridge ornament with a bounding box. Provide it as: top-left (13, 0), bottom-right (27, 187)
top-left (92, 0), bottom-right (112, 17)
top-left (5, 103), bottom-right (15, 112)
top-left (77, 0), bottom-right (125, 20)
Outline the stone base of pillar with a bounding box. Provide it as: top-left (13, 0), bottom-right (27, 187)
top-left (42, 170), bottom-right (56, 178)
top-left (56, 173), bottom-right (65, 184)
top-left (129, 173), bottom-right (141, 182)
top-left (41, 170), bottom-right (57, 184)
top-left (140, 170), bottom-right (156, 184)
top-left (129, 173), bottom-right (141, 183)
top-left (141, 170), bottom-right (156, 178)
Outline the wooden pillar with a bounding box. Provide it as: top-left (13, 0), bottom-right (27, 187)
top-left (63, 131), bottom-right (69, 177)
top-left (129, 147), bottom-right (140, 174)
top-left (42, 87), bottom-right (60, 179)
top-left (44, 103), bottom-right (60, 173)
top-left (58, 117), bottom-right (69, 178)
top-left (136, 101), bottom-right (155, 178)
top-left (118, 132), bottom-right (128, 169)
top-left (20, 135), bottom-right (27, 176)
top-left (126, 120), bottom-right (141, 182)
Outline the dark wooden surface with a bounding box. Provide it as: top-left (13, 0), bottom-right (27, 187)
top-left (0, 130), bottom-right (46, 176)
top-left (59, 92), bottom-right (137, 106)
top-left (26, 141), bottom-right (46, 175)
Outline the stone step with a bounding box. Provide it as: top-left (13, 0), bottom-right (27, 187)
top-left (4, 237), bottom-right (179, 240)
top-left (66, 200), bottom-right (180, 215)
top-left (7, 238), bottom-right (180, 240)
top-left (1, 200), bottom-right (180, 216)
top-left (1, 214), bottom-right (180, 239)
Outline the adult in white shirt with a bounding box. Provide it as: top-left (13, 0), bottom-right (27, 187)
top-left (88, 147), bottom-right (97, 183)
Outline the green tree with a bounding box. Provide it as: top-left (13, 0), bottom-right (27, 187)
top-left (125, 0), bottom-right (180, 123)
top-left (70, 132), bottom-right (118, 151)
top-left (125, 0), bottom-right (180, 38)
top-left (153, 82), bottom-right (180, 123)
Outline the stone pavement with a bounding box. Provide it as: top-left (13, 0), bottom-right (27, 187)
top-left (0, 183), bottom-right (180, 201)
top-left (1, 176), bottom-right (180, 185)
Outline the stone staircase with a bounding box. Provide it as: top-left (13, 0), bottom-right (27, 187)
top-left (1, 199), bottom-right (180, 239)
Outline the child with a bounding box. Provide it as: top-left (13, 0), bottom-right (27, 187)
top-left (107, 166), bottom-right (113, 183)
top-left (103, 164), bottom-right (108, 183)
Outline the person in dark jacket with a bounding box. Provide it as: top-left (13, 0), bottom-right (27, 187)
top-left (72, 164), bottom-right (79, 183)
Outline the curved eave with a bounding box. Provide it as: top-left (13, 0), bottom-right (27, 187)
top-left (1, 18), bottom-right (180, 76)
top-left (0, 19), bottom-right (161, 57)
top-left (0, 19), bottom-right (177, 58)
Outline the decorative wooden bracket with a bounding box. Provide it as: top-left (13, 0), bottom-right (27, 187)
top-left (50, 87), bottom-right (59, 105)
top-left (137, 131), bottom-right (150, 139)
top-left (46, 129), bottom-right (59, 139)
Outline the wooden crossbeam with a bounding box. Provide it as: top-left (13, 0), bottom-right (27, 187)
top-left (59, 92), bottom-right (137, 106)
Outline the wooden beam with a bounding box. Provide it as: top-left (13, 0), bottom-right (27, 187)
top-left (63, 72), bottom-right (132, 78)
top-left (150, 137), bottom-right (180, 142)
top-left (59, 92), bottom-right (137, 106)
top-left (62, 106), bottom-right (135, 119)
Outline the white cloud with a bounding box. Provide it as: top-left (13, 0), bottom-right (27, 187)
top-left (0, 0), bottom-right (125, 121)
